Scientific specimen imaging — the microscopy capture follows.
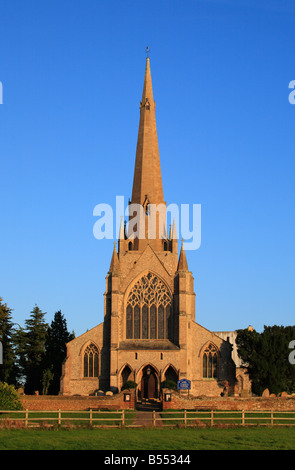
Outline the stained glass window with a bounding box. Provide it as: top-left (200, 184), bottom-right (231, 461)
top-left (83, 344), bottom-right (99, 378)
top-left (126, 273), bottom-right (172, 340)
top-left (202, 344), bottom-right (218, 379)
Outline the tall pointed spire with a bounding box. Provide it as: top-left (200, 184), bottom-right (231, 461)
top-left (131, 56), bottom-right (164, 207)
top-left (141, 56), bottom-right (154, 105)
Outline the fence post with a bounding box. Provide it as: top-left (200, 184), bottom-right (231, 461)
top-left (122, 409), bottom-right (125, 427)
top-left (211, 409), bottom-right (214, 427)
top-left (25, 409), bottom-right (28, 428)
top-left (90, 409), bottom-right (92, 426)
top-left (184, 410), bottom-right (187, 427)
top-left (58, 409), bottom-right (61, 426)
top-left (153, 410), bottom-right (156, 427)
top-left (242, 410), bottom-right (245, 426)
top-left (271, 411), bottom-right (274, 426)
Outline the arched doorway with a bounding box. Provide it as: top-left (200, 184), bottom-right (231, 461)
top-left (164, 365), bottom-right (178, 384)
top-left (120, 364), bottom-right (133, 391)
top-left (140, 365), bottom-right (159, 400)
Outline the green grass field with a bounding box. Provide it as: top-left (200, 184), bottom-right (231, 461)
top-left (0, 427), bottom-right (295, 450)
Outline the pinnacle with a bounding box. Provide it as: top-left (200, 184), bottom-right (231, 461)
top-left (109, 242), bottom-right (120, 273)
top-left (177, 240), bottom-right (189, 271)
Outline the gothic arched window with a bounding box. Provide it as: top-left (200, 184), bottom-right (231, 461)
top-left (202, 344), bottom-right (218, 379)
top-left (126, 273), bottom-right (173, 340)
top-left (83, 344), bottom-right (99, 378)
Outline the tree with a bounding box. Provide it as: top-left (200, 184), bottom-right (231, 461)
top-left (12, 325), bottom-right (27, 387)
top-left (23, 305), bottom-right (48, 394)
top-left (0, 382), bottom-right (23, 410)
top-left (236, 325), bottom-right (295, 395)
top-left (42, 310), bottom-right (74, 394)
top-left (42, 367), bottom-right (54, 395)
top-left (0, 298), bottom-right (18, 385)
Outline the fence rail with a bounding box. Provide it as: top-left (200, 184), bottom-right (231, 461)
top-left (160, 409), bottom-right (295, 427)
top-left (1, 409), bottom-right (295, 428)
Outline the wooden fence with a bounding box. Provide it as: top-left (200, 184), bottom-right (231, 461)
top-left (1, 409), bottom-right (295, 428)
top-left (160, 409), bottom-right (295, 427)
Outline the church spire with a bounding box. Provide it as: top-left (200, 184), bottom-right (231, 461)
top-left (131, 56), bottom-right (164, 207)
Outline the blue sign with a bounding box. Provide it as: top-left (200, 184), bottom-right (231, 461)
top-left (177, 379), bottom-right (191, 390)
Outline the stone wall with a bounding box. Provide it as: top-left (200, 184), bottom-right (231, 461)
top-left (20, 390), bottom-right (135, 411)
top-left (20, 389), bottom-right (295, 412)
top-left (162, 389), bottom-right (295, 411)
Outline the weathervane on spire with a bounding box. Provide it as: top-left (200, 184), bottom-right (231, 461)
top-left (146, 46), bottom-right (150, 57)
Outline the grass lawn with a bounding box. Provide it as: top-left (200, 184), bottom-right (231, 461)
top-left (0, 427), bottom-right (295, 450)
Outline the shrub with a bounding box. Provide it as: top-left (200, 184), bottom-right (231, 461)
top-left (161, 380), bottom-right (177, 390)
top-left (0, 382), bottom-right (23, 410)
top-left (121, 381), bottom-right (137, 391)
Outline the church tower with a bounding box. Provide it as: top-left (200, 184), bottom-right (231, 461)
top-left (104, 56), bottom-right (196, 397)
top-left (60, 56), bottom-right (239, 399)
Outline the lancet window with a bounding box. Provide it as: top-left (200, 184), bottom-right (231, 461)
top-left (83, 344), bottom-right (99, 378)
top-left (202, 344), bottom-right (218, 379)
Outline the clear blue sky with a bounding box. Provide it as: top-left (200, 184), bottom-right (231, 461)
top-left (1, 0), bottom-right (294, 337)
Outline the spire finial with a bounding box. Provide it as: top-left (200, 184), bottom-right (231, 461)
top-left (146, 46), bottom-right (150, 58)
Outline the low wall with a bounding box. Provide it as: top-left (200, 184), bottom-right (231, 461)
top-left (21, 390), bottom-right (295, 412)
top-left (20, 390), bottom-right (135, 411)
top-left (162, 390), bottom-right (295, 411)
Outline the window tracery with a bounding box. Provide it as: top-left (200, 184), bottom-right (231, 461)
top-left (202, 344), bottom-right (218, 379)
top-left (126, 273), bottom-right (173, 340)
top-left (83, 344), bottom-right (99, 378)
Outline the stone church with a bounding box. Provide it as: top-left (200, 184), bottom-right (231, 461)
top-left (60, 57), bottom-right (250, 399)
